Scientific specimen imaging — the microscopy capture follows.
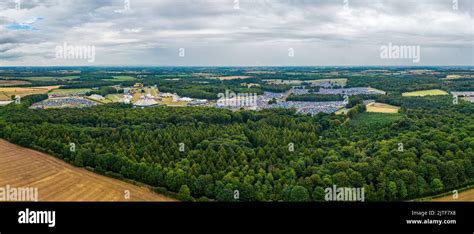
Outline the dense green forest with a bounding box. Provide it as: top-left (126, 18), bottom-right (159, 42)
top-left (0, 93), bottom-right (472, 201)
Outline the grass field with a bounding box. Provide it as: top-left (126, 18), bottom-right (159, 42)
top-left (402, 89), bottom-right (448, 97)
top-left (105, 94), bottom-right (123, 103)
top-left (158, 96), bottom-right (188, 106)
top-left (103, 76), bottom-right (137, 81)
top-left (85, 97), bottom-right (110, 104)
top-left (0, 86), bottom-right (60, 101)
top-left (0, 76), bottom-right (80, 81)
top-left (0, 80), bottom-right (31, 86)
top-left (0, 139), bottom-right (174, 201)
top-left (366, 102), bottom-right (400, 113)
top-left (350, 112), bottom-right (403, 126)
top-left (131, 87), bottom-right (160, 102)
top-left (50, 88), bottom-right (92, 94)
top-left (27, 76), bottom-right (80, 81)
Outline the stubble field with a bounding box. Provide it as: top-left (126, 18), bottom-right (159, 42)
top-left (431, 188), bottom-right (474, 201)
top-left (0, 139), bottom-right (174, 201)
top-left (366, 102), bottom-right (400, 113)
top-left (0, 86), bottom-right (60, 101)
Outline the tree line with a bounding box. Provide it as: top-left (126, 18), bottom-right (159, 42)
top-left (0, 94), bottom-right (472, 201)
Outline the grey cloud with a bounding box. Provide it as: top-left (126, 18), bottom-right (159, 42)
top-left (0, 0), bottom-right (472, 66)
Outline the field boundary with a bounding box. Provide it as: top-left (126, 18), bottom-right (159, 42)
top-left (412, 183), bottom-right (474, 201)
top-left (0, 139), bottom-right (175, 201)
top-left (83, 166), bottom-right (184, 201)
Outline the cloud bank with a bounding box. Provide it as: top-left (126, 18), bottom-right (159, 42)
top-left (0, 0), bottom-right (472, 66)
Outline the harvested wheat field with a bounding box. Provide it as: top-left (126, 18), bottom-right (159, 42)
top-left (0, 86), bottom-right (60, 101)
top-left (0, 139), bottom-right (175, 201)
top-left (432, 188), bottom-right (474, 201)
top-left (366, 102), bottom-right (400, 113)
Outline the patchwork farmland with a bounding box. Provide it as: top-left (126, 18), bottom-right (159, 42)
top-left (0, 139), bottom-right (174, 201)
top-left (0, 86), bottom-right (60, 101)
top-left (0, 80), bottom-right (31, 86)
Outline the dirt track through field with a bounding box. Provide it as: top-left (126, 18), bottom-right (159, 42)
top-left (0, 139), bottom-right (175, 201)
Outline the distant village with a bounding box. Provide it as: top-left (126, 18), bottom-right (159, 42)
top-left (31, 83), bottom-right (209, 109)
top-left (27, 77), bottom-right (473, 116)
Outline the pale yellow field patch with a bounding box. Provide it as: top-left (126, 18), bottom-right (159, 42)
top-left (432, 188), bottom-right (474, 201)
top-left (366, 102), bottom-right (400, 113)
top-left (214, 76), bottom-right (252, 80)
top-left (0, 139), bottom-right (174, 201)
top-left (402, 89), bottom-right (448, 97)
top-left (0, 86), bottom-right (60, 101)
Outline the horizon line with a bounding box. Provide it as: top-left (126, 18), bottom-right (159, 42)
top-left (1, 65), bottom-right (473, 68)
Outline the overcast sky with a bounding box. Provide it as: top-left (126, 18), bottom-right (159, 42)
top-left (0, 0), bottom-right (472, 66)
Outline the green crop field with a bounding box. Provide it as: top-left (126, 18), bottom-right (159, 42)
top-left (350, 112), bottom-right (403, 126)
top-left (0, 76), bottom-right (80, 81)
top-left (402, 89), bottom-right (448, 97)
top-left (50, 88), bottom-right (92, 94)
top-left (104, 94), bottom-right (123, 102)
top-left (103, 76), bottom-right (137, 81)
